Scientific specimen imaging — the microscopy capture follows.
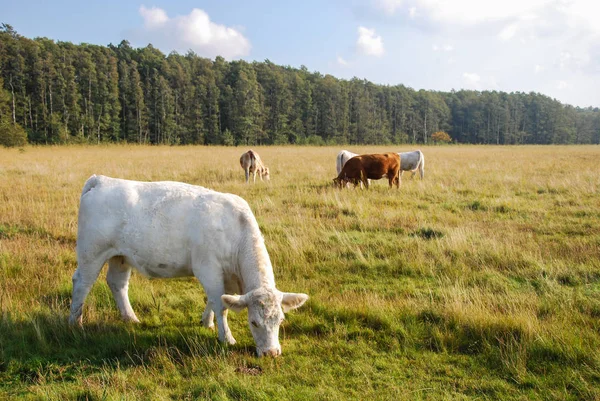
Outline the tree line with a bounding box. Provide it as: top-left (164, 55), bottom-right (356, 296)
top-left (1, 24), bottom-right (599, 147)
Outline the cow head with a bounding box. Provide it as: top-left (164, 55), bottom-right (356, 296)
top-left (222, 288), bottom-right (308, 357)
top-left (262, 167), bottom-right (270, 181)
top-left (333, 176), bottom-right (350, 188)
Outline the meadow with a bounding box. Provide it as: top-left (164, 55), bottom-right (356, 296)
top-left (0, 145), bottom-right (599, 400)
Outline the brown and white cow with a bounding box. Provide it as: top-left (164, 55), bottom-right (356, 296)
top-left (240, 150), bottom-right (270, 184)
top-left (333, 153), bottom-right (401, 189)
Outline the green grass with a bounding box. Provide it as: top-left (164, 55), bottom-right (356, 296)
top-left (1, 145), bottom-right (600, 400)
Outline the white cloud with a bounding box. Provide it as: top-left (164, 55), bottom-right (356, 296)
top-left (356, 26), bottom-right (385, 57)
top-left (140, 6), bottom-right (168, 28)
top-left (559, 52), bottom-right (572, 70)
top-left (433, 44), bottom-right (453, 52)
top-left (364, 0), bottom-right (600, 106)
top-left (337, 55), bottom-right (349, 66)
top-left (557, 51), bottom-right (589, 72)
top-left (403, 0), bottom-right (549, 25)
top-left (373, 0), bottom-right (600, 37)
top-left (556, 0), bottom-right (600, 35)
top-left (136, 6), bottom-right (250, 60)
top-left (376, 0), bottom-right (404, 15)
top-left (498, 23), bottom-right (518, 41)
top-left (461, 73), bottom-right (501, 90)
top-left (462, 72), bottom-right (481, 89)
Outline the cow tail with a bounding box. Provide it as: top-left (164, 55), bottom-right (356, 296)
top-left (417, 150), bottom-right (425, 179)
top-left (336, 153), bottom-right (343, 175)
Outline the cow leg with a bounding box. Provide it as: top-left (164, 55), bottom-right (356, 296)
top-left (253, 170), bottom-right (257, 184)
top-left (193, 262), bottom-right (236, 344)
top-left (203, 291), bottom-right (234, 343)
top-left (217, 307), bottom-right (236, 344)
top-left (202, 302), bottom-right (215, 330)
top-left (69, 252), bottom-right (109, 325)
top-left (361, 169), bottom-right (369, 189)
top-left (106, 257), bottom-right (139, 323)
top-left (204, 289), bottom-right (236, 344)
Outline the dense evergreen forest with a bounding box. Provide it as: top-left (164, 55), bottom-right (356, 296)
top-left (1, 24), bottom-right (599, 146)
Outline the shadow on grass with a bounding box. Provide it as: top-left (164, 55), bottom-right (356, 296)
top-left (0, 310), bottom-right (256, 378)
top-left (282, 299), bottom-right (410, 353)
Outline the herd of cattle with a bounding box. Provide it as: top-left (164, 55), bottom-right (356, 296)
top-left (69, 148), bottom-right (425, 357)
top-left (240, 148), bottom-right (424, 187)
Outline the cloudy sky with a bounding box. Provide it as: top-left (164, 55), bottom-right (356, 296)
top-left (3, 0), bottom-right (600, 107)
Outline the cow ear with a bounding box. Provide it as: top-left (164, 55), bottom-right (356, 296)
top-left (281, 292), bottom-right (309, 313)
top-left (222, 294), bottom-right (248, 313)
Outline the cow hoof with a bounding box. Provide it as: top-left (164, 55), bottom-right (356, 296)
top-left (123, 316), bottom-right (140, 324)
top-left (202, 319), bottom-right (215, 330)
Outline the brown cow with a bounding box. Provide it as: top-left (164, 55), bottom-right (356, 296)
top-left (240, 150), bottom-right (270, 184)
top-left (333, 153), bottom-right (401, 189)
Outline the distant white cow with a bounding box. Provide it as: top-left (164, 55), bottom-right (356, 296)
top-left (398, 150), bottom-right (425, 180)
top-left (69, 175), bottom-right (308, 357)
top-left (336, 150), bottom-right (357, 177)
top-left (240, 150), bottom-right (270, 184)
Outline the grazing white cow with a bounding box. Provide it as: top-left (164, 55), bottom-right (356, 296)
top-left (69, 175), bottom-right (308, 357)
top-left (398, 150), bottom-right (425, 180)
top-left (336, 150), bottom-right (357, 177)
top-left (240, 150), bottom-right (270, 184)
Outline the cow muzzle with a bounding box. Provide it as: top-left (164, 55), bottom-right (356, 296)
top-left (259, 348), bottom-right (281, 358)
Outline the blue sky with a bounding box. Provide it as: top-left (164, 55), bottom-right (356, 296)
top-left (3, 0), bottom-right (600, 107)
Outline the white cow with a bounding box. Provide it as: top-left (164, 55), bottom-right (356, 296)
top-left (69, 175), bottom-right (308, 357)
top-left (398, 150), bottom-right (425, 180)
top-left (336, 150), bottom-right (357, 177)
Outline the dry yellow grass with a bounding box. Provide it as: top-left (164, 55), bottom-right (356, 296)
top-left (1, 144), bottom-right (600, 400)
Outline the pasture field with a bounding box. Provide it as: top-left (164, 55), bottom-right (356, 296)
top-left (1, 145), bottom-right (600, 400)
